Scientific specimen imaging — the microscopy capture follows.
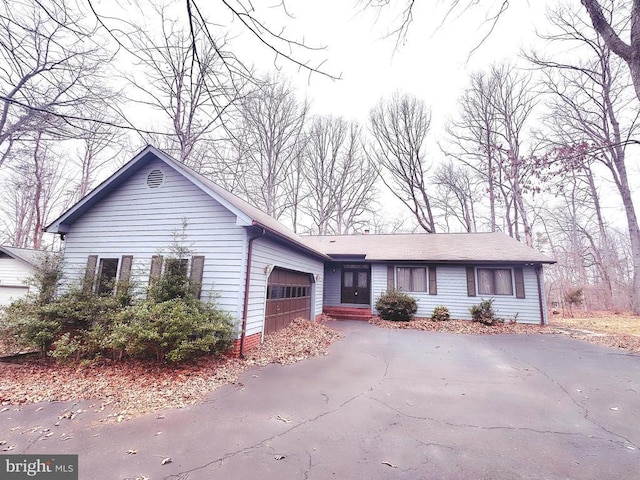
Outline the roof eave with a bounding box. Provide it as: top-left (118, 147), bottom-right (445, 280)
top-left (0, 246), bottom-right (39, 268)
top-left (252, 221), bottom-right (332, 261)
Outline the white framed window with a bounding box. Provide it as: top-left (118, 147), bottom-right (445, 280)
top-left (396, 267), bottom-right (427, 292)
top-left (477, 268), bottom-right (513, 295)
top-left (96, 258), bottom-right (119, 294)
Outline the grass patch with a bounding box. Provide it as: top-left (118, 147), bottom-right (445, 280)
top-left (549, 313), bottom-right (640, 337)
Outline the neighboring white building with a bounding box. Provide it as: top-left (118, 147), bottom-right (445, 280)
top-left (0, 246), bottom-right (40, 307)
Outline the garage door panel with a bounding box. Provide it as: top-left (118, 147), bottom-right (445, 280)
top-left (265, 268), bottom-right (312, 334)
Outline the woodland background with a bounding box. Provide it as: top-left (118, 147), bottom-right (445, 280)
top-left (0, 0), bottom-right (639, 314)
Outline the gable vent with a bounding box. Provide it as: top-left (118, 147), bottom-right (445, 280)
top-left (147, 169), bottom-right (164, 188)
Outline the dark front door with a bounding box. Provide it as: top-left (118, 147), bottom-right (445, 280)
top-left (341, 264), bottom-right (371, 305)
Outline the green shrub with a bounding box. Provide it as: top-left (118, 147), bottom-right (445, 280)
top-left (108, 298), bottom-right (234, 362)
top-left (431, 305), bottom-right (451, 321)
top-left (470, 299), bottom-right (503, 325)
top-left (41, 287), bottom-right (127, 328)
top-left (375, 289), bottom-right (418, 321)
top-left (0, 299), bottom-right (61, 355)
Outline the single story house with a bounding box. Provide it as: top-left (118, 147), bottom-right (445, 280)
top-left (305, 234), bottom-right (553, 324)
top-left (0, 246), bottom-right (40, 307)
top-left (46, 146), bottom-right (554, 355)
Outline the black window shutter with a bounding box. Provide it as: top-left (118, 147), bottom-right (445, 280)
top-left (149, 255), bottom-right (163, 285)
top-left (84, 255), bottom-right (98, 293)
top-left (119, 255), bottom-right (133, 282)
top-left (466, 267), bottom-right (476, 297)
top-left (514, 267), bottom-right (525, 299)
top-left (190, 255), bottom-right (205, 299)
top-left (117, 255), bottom-right (133, 294)
top-left (387, 265), bottom-right (395, 290)
top-left (428, 265), bottom-right (437, 295)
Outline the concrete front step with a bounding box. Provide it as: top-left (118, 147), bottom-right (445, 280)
top-left (323, 307), bottom-right (372, 321)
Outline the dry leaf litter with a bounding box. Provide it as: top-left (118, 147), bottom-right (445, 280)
top-left (0, 318), bottom-right (341, 419)
top-left (370, 316), bottom-right (640, 353)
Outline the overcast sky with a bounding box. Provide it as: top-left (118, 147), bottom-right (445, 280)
top-left (250, 1), bottom-right (635, 227)
top-left (233, 1), bottom-right (549, 127)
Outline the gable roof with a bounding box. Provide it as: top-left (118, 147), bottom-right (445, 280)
top-left (0, 246), bottom-right (42, 267)
top-left (45, 145), bottom-right (329, 260)
top-left (304, 232), bottom-right (555, 264)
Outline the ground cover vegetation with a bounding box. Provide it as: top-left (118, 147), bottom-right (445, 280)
top-left (0, 248), bottom-right (234, 363)
top-left (0, 318), bottom-right (341, 418)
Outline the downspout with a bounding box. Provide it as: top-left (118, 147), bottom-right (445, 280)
top-left (535, 264), bottom-right (545, 326)
top-left (239, 228), bottom-right (266, 358)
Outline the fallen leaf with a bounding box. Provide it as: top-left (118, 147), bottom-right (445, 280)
top-left (2, 444), bottom-right (15, 451)
top-left (126, 449), bottom-right (137, 455)
top-left (610, 407), bottom-right (619, 411)
top-left (0, 319), bottom-right (340, 420)
top-left (382, 461), bottom-right (397, 468)
top-left (161, 457), bottom-right (172, 465)
top-left (274, 454), bottom-right (285, 460)
top-left (276, 415), bottom-right (292, 423)
top-left (1, 407), bottom-right (10, 413)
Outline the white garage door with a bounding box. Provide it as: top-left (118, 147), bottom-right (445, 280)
top-left (0, 286), bottom-right (29, 307)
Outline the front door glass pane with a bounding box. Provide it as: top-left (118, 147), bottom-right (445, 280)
top-left (343, 271), bottom-right (354, 288)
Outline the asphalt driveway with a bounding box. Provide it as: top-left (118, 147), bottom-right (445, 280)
top-left (1, 321), bottom-right (639, 479)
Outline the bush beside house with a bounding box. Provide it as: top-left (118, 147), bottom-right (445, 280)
top-left (375, 289), bottom-right (418, 321)
top-left (0, 252), bottom-right (234, 363)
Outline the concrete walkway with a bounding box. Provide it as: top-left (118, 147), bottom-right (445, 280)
top-left (1, 321), bottom-right (639, 479)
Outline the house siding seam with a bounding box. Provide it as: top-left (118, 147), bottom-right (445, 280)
top-left (249, 237), bottom-right (324, 338)
top-left (369, 263), bottom-right (545, 324)
top-left (57, 158), bottom-right (246, 326)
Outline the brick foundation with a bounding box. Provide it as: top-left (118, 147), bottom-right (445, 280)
top-left (229, 332), bottom-right (262, 358)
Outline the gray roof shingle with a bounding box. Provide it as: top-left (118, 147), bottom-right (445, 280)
top-left (304, 232), bottom-right (555, 263)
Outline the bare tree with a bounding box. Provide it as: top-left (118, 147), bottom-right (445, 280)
top-left (444, 71), bottom-right (500, 232)
top-left (125, 5), bottom-right (246, 171)
top-left (581, 0), bottom-right (640, 102)
top-left (365, 0), bottom-right (640, 106)
top-left (431, 161), bottom-right (479, 232)
top-left (232, 74), bottom-right (308, 220)
top-left (0, 0), bottom-right (117, 167)
top-left (445, 63), bottom-right (538, 244)
top-left (302, 116), bottom-right (378, 234)
top-left (71, 114), bottom-right (126, 200)
top-left (0, 130), bottom-right (73, 248)
top-left (369, 92), bottom-right (436, 233)
top-left (530, 2), bottom-right (640, 313)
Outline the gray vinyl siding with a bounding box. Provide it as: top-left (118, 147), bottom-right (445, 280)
top-left (370, 263), bottom-right (545, 324)
top-left (322, 264), bottom-right (342, 306)
top-left (371, 263), bottom-right (387, 305)
top-left (58, 159), bottom-right (246, 325)
top-left (249, 237), bottom-right (324, 338)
